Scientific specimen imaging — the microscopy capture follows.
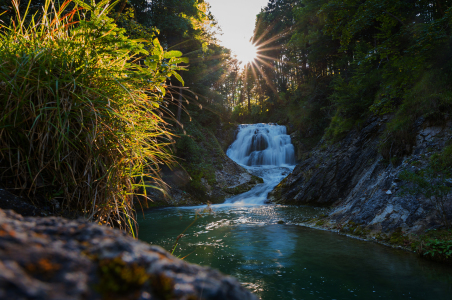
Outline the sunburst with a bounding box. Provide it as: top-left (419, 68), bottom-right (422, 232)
top-left (234, 42), bottom-right (258, 66)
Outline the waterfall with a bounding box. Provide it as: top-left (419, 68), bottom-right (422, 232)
top-left (226, 123), bottom-right (295, 167)
top-left (221, 124), bottom-right (295, 205)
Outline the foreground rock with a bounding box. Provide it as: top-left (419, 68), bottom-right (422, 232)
top-left (0, 209), bottom-right (258, 300)
top-left (269, 117), bottom-right (452, 235)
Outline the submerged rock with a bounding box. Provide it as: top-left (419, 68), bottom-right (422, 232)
top-left (0, 209), bottom-right (258, 300)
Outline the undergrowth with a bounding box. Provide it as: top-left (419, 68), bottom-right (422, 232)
top-left (417, 229), bottom-right (452, 265)
top-left (379, 69), bottom-right (452, 160)
top-left (175, 119), bottom-right (222, 200)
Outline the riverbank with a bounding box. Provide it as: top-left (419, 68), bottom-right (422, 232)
top-left (289, 211), bottom-right (452, 265)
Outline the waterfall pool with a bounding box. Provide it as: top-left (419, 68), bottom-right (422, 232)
top-left (138, 205), bottom-right (452, 300)
top-left (137, 124), bottom-right (452, 299)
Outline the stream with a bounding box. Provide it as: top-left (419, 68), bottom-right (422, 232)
top-left (138, 124), bottom-right (452, 300)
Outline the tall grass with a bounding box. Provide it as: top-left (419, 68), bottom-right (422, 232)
top-left (0, 0), bottom-right (186, 235)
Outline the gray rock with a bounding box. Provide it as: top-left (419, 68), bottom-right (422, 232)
top-left (0, 209), bottom-right (258, 300)
top-left (269, 118), bottom-right (452, 234)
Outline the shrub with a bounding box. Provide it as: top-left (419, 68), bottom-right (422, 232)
top-left (0, 0), bottom-right (186, 235)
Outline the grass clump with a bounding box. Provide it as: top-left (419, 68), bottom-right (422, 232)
top-left (0, 0), bottom-right (186, 234)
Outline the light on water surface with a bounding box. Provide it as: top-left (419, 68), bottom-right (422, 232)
top-left (138, 124), bottom-right (452, 299)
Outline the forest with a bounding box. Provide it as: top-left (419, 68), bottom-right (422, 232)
top-left (1, 0), bottom-right (452, 299)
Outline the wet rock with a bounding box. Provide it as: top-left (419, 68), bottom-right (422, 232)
top-left (0, 209), bottom-right (258, 300)
top-left (269, 118), bottom-right (383, 206)
top-left (418, 127), bottom-right (443, 142)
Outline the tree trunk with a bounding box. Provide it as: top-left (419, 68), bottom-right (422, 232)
top-left (435, 0), bottom-right (444, 17)
top-left (115, 0), bottom-right (128, 21)
top-left (247, 89), bottom-right (251, 113)
top-left (177, 85), bottom-right (182, 124)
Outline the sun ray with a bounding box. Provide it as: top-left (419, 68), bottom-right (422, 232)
top-left (252, 18), bottom-right (279, 46)
top-left (255, 57), bottom-right (278, 71)
top-left (257, 54), bottom-right (284, 63)
top-left (253, 60), bottom-right (279, 98)
top-left (255, 28), bottom-right (293, 49)
top-left (250, 61), bottom-right (259, 81)
top-left (256, 46), bottom-right (283, 52)
top-left (252, 16), bottom-right (294, 48)
top-left (247, 62), bottom-right (279, 102)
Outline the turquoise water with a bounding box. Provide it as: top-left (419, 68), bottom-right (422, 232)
top-left (137, 204), bottom-right (452, 300)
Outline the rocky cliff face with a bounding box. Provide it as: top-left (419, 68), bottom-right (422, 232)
top-left (269, 117), bottom-right (452, 234)
top-left (0, 209), bottom-right (257, 300)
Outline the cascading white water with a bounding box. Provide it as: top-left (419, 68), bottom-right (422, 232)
top-left (226, 123), bottom-right (295, 166)
top-left (223, 124), bottom-right (296, 205)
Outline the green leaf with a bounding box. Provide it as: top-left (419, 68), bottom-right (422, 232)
top-left (164, 51), bottom-right (183, 59)
top-left (146, 59), bottom-right (158, 71)
top-left (73, 0), bottom-right (93, 10)
top-left (156, 85), bottom-right (166, 96)
top-left (170, 57), bottom-right (189, 64)
top-left (152, 39), bottom-right (163, 57)
top-left (172, 72), bottom-right (184, 86)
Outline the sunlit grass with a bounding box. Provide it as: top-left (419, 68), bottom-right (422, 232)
top-left (0, 0), bottom-right (185, 235)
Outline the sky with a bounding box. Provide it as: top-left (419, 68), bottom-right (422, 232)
top-left (207, 0), bottom-right (269, 62)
